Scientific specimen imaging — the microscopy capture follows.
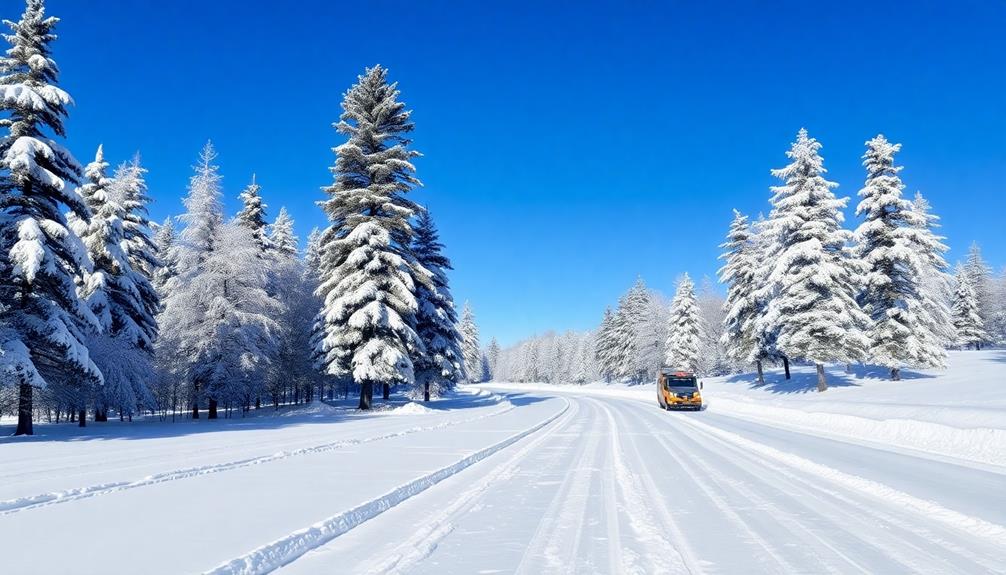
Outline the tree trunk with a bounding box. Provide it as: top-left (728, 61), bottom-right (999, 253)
top-left (755, 360), bottom-right (764, 385)
top-left (208, 398), bottom-right (218, 419)
top-left (816, 363), bottom-right (827, 392)
top-left (192, 400), bottom-right (200, 419)
top-left (382, 383), bottom-right (390, 400)
top-left (783, 356), bottom-right (791, 380)
top-left (891, 367), bottom-right (901, 381)
top-left (14, 383), bottom-right (33, 436)
top-left (359, 381), bottom-right (373, 410)
top-left (95, 407), bottom-right (108, 422)
top-left (846, 363), bottom-right (853, 374)
top-left (78, 409), bottom-right (86, 428)
top-left (424, 382), bottom-right (431, 402)
top-left (255, 396), bottom-right (261, 409)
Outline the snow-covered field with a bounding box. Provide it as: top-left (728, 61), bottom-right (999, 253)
top-left (2, 352), bottom-right (1005, 574)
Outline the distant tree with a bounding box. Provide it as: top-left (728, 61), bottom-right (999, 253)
top-left (962, 243), bottom-right (994, 343)
top-left (593, 307), bottom-right (618, 382)
top-left (0, 0), bottom-right (101, 435)
top-left (664, 274), bottom-right (703, 373)
top-left (718, 210), bottom-right (768, 382)
top-left (152, 218), bottom-right (178, 295)
top-left (236, 175), bottom-right (270, 252)
top-left (459, 302), bottom-right (483, 383)
top-left (952, 266), bottom-right (987, 350)
top-left (756, 129), bottom-right (869, 391)
top-left (910, 192), bottom-right (955, 350)
top-left (269, 207), bottom-right (297, 258)
top-left (485, 337), bottom-right (500, 381)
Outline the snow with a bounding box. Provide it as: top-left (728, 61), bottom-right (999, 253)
top-left (2, 355), bottom-right (1004, 574)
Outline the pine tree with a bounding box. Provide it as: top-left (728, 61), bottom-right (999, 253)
top-left (910, 192), bottom-right (955, 351)
top-left (303, 227), bottom-right (323, 282)
top-left (236, 175), bottom-right (270, 252)
top-left (757, 129), bottom-right (869, 391)
top-left (963, 243), bottom-right (994, 343)
top-left (152, 217), bottom-right (178, 295)
top-left (485, 337), bottom-right (500, 381)
top-left (0, 0), bottom-right (101, 435)
top-left (613, 278), bottom-right (653, 383)
top-left (952, 266), bottom-right (986, 349)
top-left (411, 209), bottom-right (464, 399)
top-left (665, 274), bottom-right (703, 373)
top-left (113, 155), bottom-right (158, 279)
top-left (853, 135), bottom-right (945, 379)
top-left (314, 65), bottom-right (425, 409)
top-left (610, 293), bottom-right (638, 383)
top-left (269, 207), bottom-right (297, 257)
top-left (70, 146), bottom-right (158, 418)
top-left (459, 302), bottom-right (483, 383)
top-left (593, 307), bottom-right (618, 382)
top-left (718, 210), bottom-right (767, 381)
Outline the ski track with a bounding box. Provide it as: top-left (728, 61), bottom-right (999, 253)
top-left (203, 398), bottom-right (571, 575)
top-left (0, 396), bottom-right (516, 516)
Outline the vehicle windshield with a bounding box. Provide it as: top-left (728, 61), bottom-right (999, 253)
top-left (664, 376), bottom-right (697, 390)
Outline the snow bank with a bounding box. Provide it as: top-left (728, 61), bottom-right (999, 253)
top-left (390, 402), bottom-right (434, 415)
top-left (205, 398), bottom-right (570, 575)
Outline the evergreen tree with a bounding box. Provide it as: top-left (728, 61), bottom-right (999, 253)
top-left (665, 273), bottom-right (703, 373)
top-left (910, 192), bottom-right (955, 350)
top-left (314, 65), bottom-right (425, 409)
top-left (303, 227), bottom-right (323, 282)
top-left (236, 174), bottom-right (270, 252)
top-left (113, 155), bottom-right (158, 279)
top-left (70, 146), bottom-right (157, 418)
top-left (269, 207), bottom-right (297, 257)
top-left (411, 209), bottom-right (464, 399)
top-left (593, 307), bottom-right (618, 382)
top-left (853, 135), bottom-right (945, 379)
top-left (486, 337), bottom-right (500, 381)
top-left (718, 210), bottom-right (767, 381)
top-left (963, 242), bottom-right (994, 342)
top-left (952, 266), bottom-right (986, 349)
top-left (610, 293), bottom-right (638, 382)
top-left (0, 0), bottom-right (101, 435)
top-left (459, 301), bottom-right (483, 383)
top-left (152, 217), bottom-right (178, 295)
top-left (757, 129), bottom-right (869, 391)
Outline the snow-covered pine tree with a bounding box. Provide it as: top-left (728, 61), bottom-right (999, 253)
top-left (269, 207), bottom-right (297, 257)
top-left (718, 210), bottom-right (767, 381)
top-left (152, 217), bottom-right (178, 295)
top-left (665, 273), bottom-right (703, 373)
top-left (110, 155), bottom-right (160, 337)
top-left (411, 208), bottom-right (464, 399)
top-left (485, 337), bottom-right (500, 381)
top-left (459, 301), bottom-right (483, 383)
top-left (853, 135), bottom-right (945, 379)
top-left (910, 192), bottom-right (955, 350)
top-left (963, 243), bottom-right (994, 344)
top-left (0, 0), bottom-right (101, 435)
top-left (70, 146), bottom-right (157, 419)
top-left (236, 174), bottom-right (270, 253)
top-left (303, 227), bottom-right (323, 282)
top-left (952, 266), bottom-right (986, 350)
top-left (314, 65), bottom-right (425, 409)
top-left (610, 292), bottom-right (639, 383)
top-left (695, 276), bottom-right (729, 375)
top-left (757, 129), bottom-right (869, 391)
top-left (594, 307), bottom-right (618, 382)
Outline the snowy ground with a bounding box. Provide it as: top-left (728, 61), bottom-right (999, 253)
top-left (2, 352), bottom-right (1005, 574)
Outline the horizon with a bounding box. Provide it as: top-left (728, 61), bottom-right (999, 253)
top-left (42, 0), bottom-right (1006, 346)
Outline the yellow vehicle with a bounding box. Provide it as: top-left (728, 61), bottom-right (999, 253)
top-left (656, 369), bottom-right (703, 411)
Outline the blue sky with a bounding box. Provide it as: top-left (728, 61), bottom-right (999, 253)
top-left (41, 0), bottom-right (1006, 346)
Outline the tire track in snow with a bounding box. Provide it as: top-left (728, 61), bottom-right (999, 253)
top-left (204, 398), bottom-right (571, 575)
top-left (673, 414), bottom-right (1006, 572)
top-left (596, 399), bottom-right (692, 575)
top-left (362, 400), bottom-right (583, 575)
top-left (513, 399), bottom-right (602, 575)
top-left (0, 396), bottom-right (517, 516)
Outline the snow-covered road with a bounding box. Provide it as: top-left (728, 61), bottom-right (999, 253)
top-left (3, 387), bottom-right (1004, 574)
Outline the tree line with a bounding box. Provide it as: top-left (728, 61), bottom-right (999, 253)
top-left (0, 1), bottom-right (481, 435)
top-left (489, 130), bottom-right (1005, 390)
